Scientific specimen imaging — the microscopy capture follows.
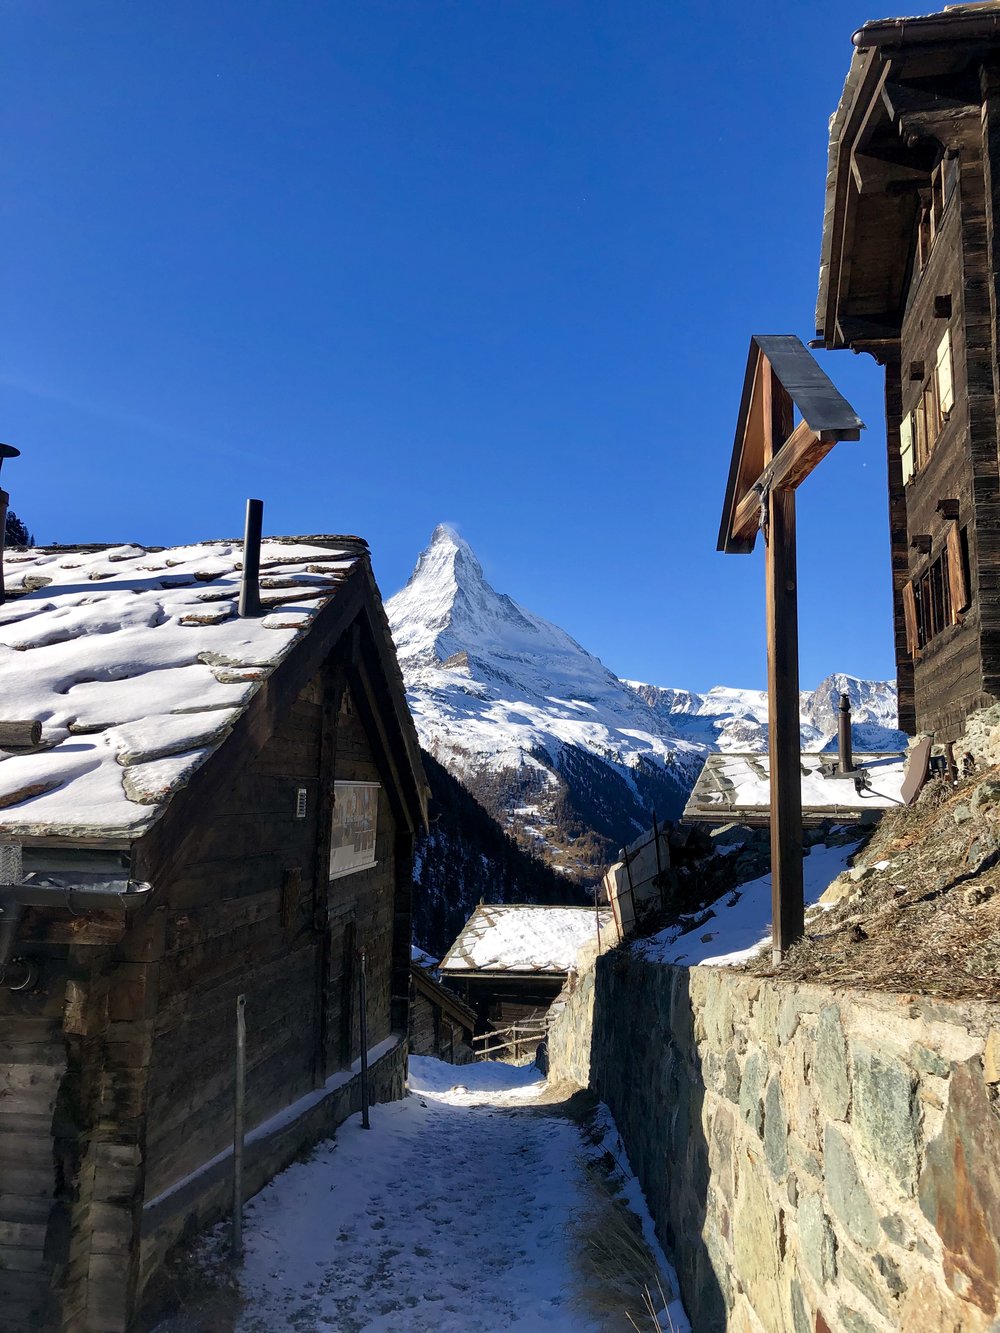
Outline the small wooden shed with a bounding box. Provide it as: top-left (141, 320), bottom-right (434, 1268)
top-left (0, 535), bottom-right (427, 1332)
top-left (408, 958), bottom-right (476, 1065)
top-left (438, 903), bottom-right (609, 1028)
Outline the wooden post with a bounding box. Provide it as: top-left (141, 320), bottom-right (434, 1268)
top-left (313, 670), bottom-right (344, 1089)
top-left (0, 486), bottom-right (9, 607)
top-left (358, 948), bottom-right (370, 1129)
top-left (765, 488), bottom-right (804, 961)
top-left (232, 993), bottom-right (246, 1261)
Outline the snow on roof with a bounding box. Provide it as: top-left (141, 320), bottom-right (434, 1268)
top-left (683, 751), bottom-right (908, 825)
top-left (439, 904), bottom-right (612, 976)
top-left (0, 537), bottom-right (366, 840)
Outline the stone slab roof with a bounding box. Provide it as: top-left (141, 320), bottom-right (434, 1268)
top-left (0, 536), bottom-right (366, 840)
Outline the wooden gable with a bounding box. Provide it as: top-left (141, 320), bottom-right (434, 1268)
top-left (718, 335), bottom-right (864, 554)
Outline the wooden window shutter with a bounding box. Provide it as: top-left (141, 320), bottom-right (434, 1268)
top-left (899, 413), bottom-right (915, 484)
top-left (902, 581), bottom-right (919, 656)
top-left (946, 521), bottom-right (969, 616)
top-left (936, 329), bottom-right (954, 416)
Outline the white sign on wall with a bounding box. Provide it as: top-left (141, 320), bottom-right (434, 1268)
top-left (330, 781), bottom-right (380, 879)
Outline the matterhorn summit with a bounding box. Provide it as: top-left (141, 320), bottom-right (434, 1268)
top-left (387, 526), bottom-right (905, 884)
top-left (388, 524), bottom-right (628, 707)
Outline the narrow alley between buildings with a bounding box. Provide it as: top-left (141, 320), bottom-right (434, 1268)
top-left (152, 1058), bottom-right (689, 1333)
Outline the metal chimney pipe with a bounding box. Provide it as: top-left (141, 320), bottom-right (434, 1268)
top-left (238, 498), bottom-right (263, 618)
top-left (837, 692), bottom-right (854, 774)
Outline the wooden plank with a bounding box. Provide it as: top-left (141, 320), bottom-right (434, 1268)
top-left (946, 520), bottom-right (969, 613)
top-left (753, 335), bottom-right (865, 435)
top-left (902, 581), bottom-right (920, 658)
top-left (901, 736), bottom-right (932, 806)
top-left (720, 338), bottom-right (861, 554)
top-left (731, 422), bottom-right (833, 540)
top-left (313, 665), bottom-right (343, 1087)
top-left (765, 488), bottom-right (804, 961)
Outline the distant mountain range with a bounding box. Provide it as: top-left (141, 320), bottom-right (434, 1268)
top-left (387, 525), bottom-right (905, 885)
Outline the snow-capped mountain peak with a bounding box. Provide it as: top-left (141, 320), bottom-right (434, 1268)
top-left (387, 525), bottom-right (904, 885)
top-left (388, 526), bottom-right (628, 708)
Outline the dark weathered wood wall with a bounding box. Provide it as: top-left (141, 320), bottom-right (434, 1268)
top-left (0, 963), bottom-right (69, 1330)
top-left (899, 166), bottom-right (985, 736)
top-left (976, 68), bottom-right (1000, 706)
top-left (142, 670), bottom-right (398, 1202)
top-left (0, 642), bottom-right (409, 1332)
top-left (882, 80), bottom-right (1000, 740)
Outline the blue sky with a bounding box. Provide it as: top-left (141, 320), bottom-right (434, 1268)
top-left (3, 2), bottom-right (893, 693)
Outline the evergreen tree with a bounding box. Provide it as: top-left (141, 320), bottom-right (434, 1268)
top-left (4, 510), bottom-right (33, 546)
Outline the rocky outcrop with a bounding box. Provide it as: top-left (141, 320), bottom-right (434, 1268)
top-left (547, 954), bottom-right (1000, 1331)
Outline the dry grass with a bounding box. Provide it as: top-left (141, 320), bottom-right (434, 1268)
top-left (572, 1185), bottom-right (675, 1331)
top-left (743, 767), bottom-right (1000, 1001)
top-left (135, 1235), bottom-right (243, 1333)
top-left (565, 1097), bottom-right (681, 1332)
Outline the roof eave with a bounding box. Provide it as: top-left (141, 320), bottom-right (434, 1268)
top-left (816, 47), bottom-right (883, 349)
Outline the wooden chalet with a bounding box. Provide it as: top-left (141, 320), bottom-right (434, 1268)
top-left (0, 534), bottom-right (427, 1332)
top-left (819, 3), bottom-right (1000, 739)
top-left (438, 904), bottom-right (610, 1028)
top-left (409, 956), bottom-right (476, 1064)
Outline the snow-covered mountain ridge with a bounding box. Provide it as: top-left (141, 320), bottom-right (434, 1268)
top-left (625, 674), bottom-right (904, 756)
top-left (387, 526), bottom-right (904, 884)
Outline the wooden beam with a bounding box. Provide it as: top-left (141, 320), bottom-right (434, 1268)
top-left (765, 489), bottom-right (804, 961)
top-left (850, 150), bottom-right (929, 196)
top-left (312, 666), bottom-right (344, 1089)
top-left (344, 642), bottom-right (411, 835)
top-left (730, 420), bottom-right (847, 542)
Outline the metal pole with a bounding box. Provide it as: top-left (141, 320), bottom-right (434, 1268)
top-left (358, 949), bottom-right (370, 1129)
top-left (232, 993), bottom-right (246, 1260)
top-left (0, 487), bottom-right (8, 608)
top-left (238, 498), bottom-right (264, 618)
top-left (837, 692), bottom-right (854, 775)
top-left (0, 444), bottom-right (22, 609)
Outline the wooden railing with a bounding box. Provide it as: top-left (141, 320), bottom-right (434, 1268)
top-left (472, 1012), bottom-right (551, 1063)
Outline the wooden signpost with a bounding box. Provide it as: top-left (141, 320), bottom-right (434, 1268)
top-left (718, 336), bottom-right (863, 961)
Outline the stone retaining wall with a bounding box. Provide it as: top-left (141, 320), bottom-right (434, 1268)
top-left (546, 952), bottom-right (1000, 1332)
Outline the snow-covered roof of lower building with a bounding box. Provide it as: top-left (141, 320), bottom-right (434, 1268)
top-left (0, 537), bottom-right (369, 841)
top-left (682, 751), bottom-right (909, 826)
top-left (439, 903), bottom-right (612, 976)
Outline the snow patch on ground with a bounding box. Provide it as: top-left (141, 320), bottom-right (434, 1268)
top-left (219, 1056), bottom-right (688, 1332)
top-left (637, 840), bottom-right (859, 968)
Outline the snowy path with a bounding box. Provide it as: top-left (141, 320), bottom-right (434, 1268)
top-left (220, 1058), bottom-right (688, 1333)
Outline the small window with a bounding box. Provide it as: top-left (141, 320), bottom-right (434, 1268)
top-left (917, 200), bottom-right (932, 269)
top-left (903, 335), bottom-right (952, 482)
top-left (329, 781), bottom-right (380, 879)
top-left (910, 539), bottom-right (962, 652)
top-left (899, 414), bottom-right (915, 485)
top-left (935, 329), bottom-right (954, 417)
